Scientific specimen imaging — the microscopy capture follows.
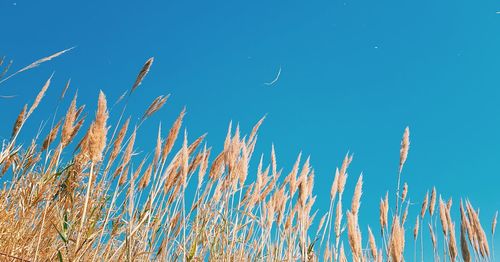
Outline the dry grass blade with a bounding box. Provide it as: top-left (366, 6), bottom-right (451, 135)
top-left (0, 47), bottom-right (74, 84)
top-left (61, 78), bottom-right (71, 99)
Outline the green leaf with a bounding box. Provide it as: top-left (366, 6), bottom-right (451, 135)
top-left (52, 222), bottom-right (68, 244)
top-left (57, 250), bottom-right (63, 262)
top-left (63, 211), bottom-right (69, 232)
top-left (186, 241), bottom-right (197, 261)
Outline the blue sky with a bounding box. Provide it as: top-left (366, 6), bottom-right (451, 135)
top-left (1, 0), bottom-right (500, 256)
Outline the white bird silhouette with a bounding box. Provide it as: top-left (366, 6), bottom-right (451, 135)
top-left (264, 66), bottom-right (282, 86)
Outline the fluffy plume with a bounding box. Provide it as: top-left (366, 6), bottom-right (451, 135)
top-left (351, 174), bottom-right (363, 217)
top-left (28, 74), bottom-right (52, 117)
top-left (346, 211), bottom-right (362, 261)
top-left (161, 108), bottom-right (185, 163)
top-left (399, 126), bottom-right (410, 173)
top-left (61, 93), bottom-right (78, 146)
top-left (413, 216), bottom-right (419, 240)
top-left (368, 226), bottom-right (378, 259)
top-left (389, 216), bottom-right (405, 262)
top-left (82, 91), bottom-right (109, 163)
top-left (460, 218), bottom-right (471, 262)
top-left (11, 104), bottom-right (27, 138)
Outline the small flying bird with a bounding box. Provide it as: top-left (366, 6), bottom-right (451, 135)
top-left (264, 66), bottom-right (282, 86)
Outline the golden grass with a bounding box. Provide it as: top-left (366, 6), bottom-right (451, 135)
top-left (0, 56), bottom-right (497, 261)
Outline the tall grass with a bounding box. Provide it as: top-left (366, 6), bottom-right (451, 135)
top-left (0, 55), bottom-right (496, 261)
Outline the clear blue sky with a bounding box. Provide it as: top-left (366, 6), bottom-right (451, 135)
top-left (1, 0), bottom-right (500, 256)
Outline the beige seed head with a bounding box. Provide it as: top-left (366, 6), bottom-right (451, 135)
top-left (492, 211), bottom-right (498, 235)
top-left (339, 242), bottom-right (347, 262)
top-left (401, 183), bottom-right (408, 202)
top-left (141, 94), bottom-right (169, 121)
top-left (346, 211), bottom-right (362, 261)
top-left (83, 91), bottom-right (109, 163)
top-left (439, 197), bottom-right (449, 236)
top-left (338, 153), bottom-right (352, 195)
top-left (132, 158), bottom-right (146, 181)
top-left (448, 222), bottom-right (458, 261)
top-left (399, 126), bottom-right (410, 173)
top-left (110, 118), bottom-right (130, 163)
top-left (119, 165), bottom-right (129, 186)
top-left (389, 216), bottom-right (405, 262)
top-left (380, 198), bottom-right (387, 230)
top-left (41, 120), bottom-right (62, 151)
top-left (324, 245), bottom-right (331, 261)
top-left (15, 47), bottom-right (74, 75)
top-left (380, 192), bottom-right (389, 230)
top-left (248, 115), bottom-right (265, 146)
top-left (402, 201), bottom-right (410, 225)
top-left (61, 93), bottom-right (78, 146)
top-left (368, 226), bottom-right (378, 259)
top-left (180, 130), bottom-right (189, 187)
top-left (28, 74), bottom-right (52, 117)
top-left (122, 128), bottom-right (136, 167)
top-left (138, 163), bottom-right (153, 190)
top-left (130, 57), bottom-right (154, 94)
top-left (60, 78), bottom-right (71, 99)
top-left (335, 200), bottom-right (343, 237)
top-left (316, 213), bottom-right (328, 236)
top-left (420, 191), bottom-right (429, 218)
top-left (460, 219), bottom-right (471, 262)
top-left (161, 108), bottom-right (185, 163)
top-left (197, 145), bottom-right (209, 189)
top-left (271, 144), bottom-right (277, 177)
top-left (153, 123), bottom-right (162, 166)
top-left (429, 187), bottom-right (437, 216)
top-left (330, 168), bottom-right (339, 200)
top-left (351, 174), bottom-right (363, 217)
top-left (429, 223), bottom-right (437, 250)
top-left (11, 104), bottom-right (27, 138)
top-left (413, 216), bottom-right (420, 240)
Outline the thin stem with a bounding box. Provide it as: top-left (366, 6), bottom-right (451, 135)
top-left (395, 170), bottom-right (402, 214)
top-left (77, 163), bottom-right (94, 250)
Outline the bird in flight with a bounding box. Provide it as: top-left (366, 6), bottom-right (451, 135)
top-left (264, 66), bottom-right (282, 86)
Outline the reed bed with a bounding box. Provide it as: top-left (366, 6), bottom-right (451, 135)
top-left (0, 55), bottom-right (496, 261)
